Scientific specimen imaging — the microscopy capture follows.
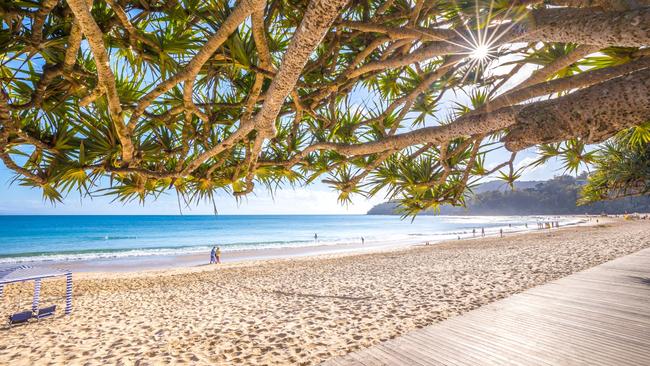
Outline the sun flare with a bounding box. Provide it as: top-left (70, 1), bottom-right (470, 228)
top-left (470, 44), bottom-right (490, 60)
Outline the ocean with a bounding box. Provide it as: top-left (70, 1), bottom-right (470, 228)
top-left (0, 215), bottom-right (580, 264)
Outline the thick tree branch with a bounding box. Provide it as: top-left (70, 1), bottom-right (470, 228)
top-left (339, 21), bottom-right (456, 42)
top-left (508, 45), bottom-right (601, 93)
top-left (106, 0), bottom-right (162, 53)
top-left (350, 7), bottom-right (649, 79)
top-left (66, 0), bottom-right (135, 164)
top-left (516, 7), bottom-right (650, 46)
top-left (181, 0), bottom-right (349, 176)
top-left (31, 0), bottom-right (58, 44)
top-left (504, 67), bottom-right (650, 150)
top-left (484, 56), bottom-right (650, 114)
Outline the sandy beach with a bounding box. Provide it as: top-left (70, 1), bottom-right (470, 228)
top-left (1, 218), bottom-right (648, 365)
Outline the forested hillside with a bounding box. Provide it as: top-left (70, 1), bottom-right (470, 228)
top-left (368, 176), bottom-right (650, 216)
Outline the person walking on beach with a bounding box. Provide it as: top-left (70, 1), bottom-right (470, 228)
top-left (210, 246), bottom-right (216, 264)
top-left (215, 246), bottom-right (222, 264)
top-left (314, 233), bottom-right (318, 243)
top-left (481, 227), bottom-right (485, 237)
top-left (472, 228), bottom-right (476, 237)
top-left (499, 228), bottom-right (503, 238)
top-left (361, 237), bottom-right (365, 244)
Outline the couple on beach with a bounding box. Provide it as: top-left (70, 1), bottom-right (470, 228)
top-left (210, 246), bottom-right (221, 264)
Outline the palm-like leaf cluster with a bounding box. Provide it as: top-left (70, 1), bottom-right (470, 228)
top-left (580, 125), bottom-right (650, 204)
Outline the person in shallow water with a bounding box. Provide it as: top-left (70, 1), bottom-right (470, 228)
top-left (215, 246), bottom-right (222, 264)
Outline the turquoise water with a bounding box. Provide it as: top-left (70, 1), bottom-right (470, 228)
top-left (0, 215), bottom-right (576, 263)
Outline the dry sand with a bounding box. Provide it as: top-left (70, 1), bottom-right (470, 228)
top-left (0, 219), bottom-right (648, 365)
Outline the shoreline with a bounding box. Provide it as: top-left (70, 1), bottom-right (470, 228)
top-left (0, 219), bottom-right (647, 365)
top-left (0, 219), bottom-right (650, 365)
top-left (76, 215), bottom-right (599, 280)
top-left (3, 214), bottom-right (590, 273)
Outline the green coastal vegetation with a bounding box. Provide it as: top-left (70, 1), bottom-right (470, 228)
top-left (368, 175), bottom-right (650, 216)
top-left (0, 0), bottom-right (648, 216)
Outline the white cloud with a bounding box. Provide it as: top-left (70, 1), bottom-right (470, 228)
top-left (516, 156), bottom-right (540, 170)
top-left (516, 156), bottom-right (555, 181)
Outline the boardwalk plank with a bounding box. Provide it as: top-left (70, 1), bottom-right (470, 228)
top-left (440, 316), bottom-right (575, 366)
top-left (421, 327), bottom-right (522, 366)
top-left (398, 328), bottom-right (481, 366)
top-left (465, 305), bottom-right (650, 365)
top-left (456, 312), bottom-right (616, 366)
top-left (513, 294), bottom-right (650, 329)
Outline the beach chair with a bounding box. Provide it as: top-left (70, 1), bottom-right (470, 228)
top-left (36, 305), bottom-right (56, 320)
top-left (8, 310), bottom-right (32, 327)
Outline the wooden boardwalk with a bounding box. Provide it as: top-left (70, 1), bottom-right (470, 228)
top-left (322, 248), bottom-right (650, 366)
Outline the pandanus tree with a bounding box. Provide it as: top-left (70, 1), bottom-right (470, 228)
top-left (0, 0), bottom-right (649, 215)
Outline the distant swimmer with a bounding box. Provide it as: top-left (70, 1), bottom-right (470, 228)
top-left (314, 233), bottom-right (318, 242)
top-left (361, 237), bottom-right (365, 244)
